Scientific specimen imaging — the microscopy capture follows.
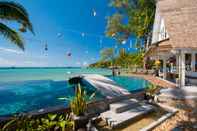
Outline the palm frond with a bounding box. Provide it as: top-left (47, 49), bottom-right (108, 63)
top-left (0, 1), bottom-right (34, 34)
top-left (0, 22), bottom-right (24, 50)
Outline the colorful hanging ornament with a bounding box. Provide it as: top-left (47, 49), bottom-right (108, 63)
top-left (44, 44), bottom-right (48, 51)
top-left (57, 33), bottom-right (63, 38)
top-left (92, 9), bottom-right (97, 16)
top-left (67, 52), bottom-right (72, 57)
top-left (81, 32), bottom-right (85, 37)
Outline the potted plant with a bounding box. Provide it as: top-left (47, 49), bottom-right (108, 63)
top-left (70, 84), bottom-right (89, 130)
top-left (144, 84), bottom-right (158, 102)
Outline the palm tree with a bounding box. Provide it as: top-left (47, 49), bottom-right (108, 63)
top-left (0, 1), bottom-right (34, 50)
top-left (106, 0), bottom-right (156, 49)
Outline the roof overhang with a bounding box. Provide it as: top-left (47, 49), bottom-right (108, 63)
top-left (145, 38), bottom-right (172, 58)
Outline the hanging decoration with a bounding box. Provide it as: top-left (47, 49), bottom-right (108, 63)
top-left (57, 33), bottom-right (63, 38)
top-left (81, 32), bottom-right (85, 37)
top-left (23, 26), bottom-right (127, 58)
top-left (92, 9), bottom-right (97, 17)
top-left (67, 52), bottom-right (72, 57)
top-left (44, 43), bottom-right (48, 51)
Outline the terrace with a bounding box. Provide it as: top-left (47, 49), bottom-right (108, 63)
top-left (0, 0), bottom-right (197, 130)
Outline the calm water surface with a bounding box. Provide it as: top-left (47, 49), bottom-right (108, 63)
top-left (0, 68), bottom-right (149, 116)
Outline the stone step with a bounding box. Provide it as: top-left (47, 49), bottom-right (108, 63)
top-left (101, 104), bottom-right (155, 128)
top-left (110, 98), bottom-right (140, 113)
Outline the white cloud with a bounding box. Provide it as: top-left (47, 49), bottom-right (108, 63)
top-left (0, 47), bottom-right (24, 55)
top-left (0, 57), bottom-right (15, 66)
top-left (0, 57), bottom-right (48, 67)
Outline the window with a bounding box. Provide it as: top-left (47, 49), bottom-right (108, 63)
top-left (195, 54), bottom-right (197, 72)
top-left (185, 54), bottom-right (192, 71)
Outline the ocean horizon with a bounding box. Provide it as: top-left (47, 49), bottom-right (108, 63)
top-left (0, 67), bottom-right (112, 83)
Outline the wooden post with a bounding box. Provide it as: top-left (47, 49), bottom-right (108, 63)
top-left (163, 58), bottom-right (167, 79)
top-left (180, 51), bottom-right (185, 87)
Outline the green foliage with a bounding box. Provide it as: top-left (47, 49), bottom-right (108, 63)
top-left (70, 84), bottom-right (87, 116)
top-left (70, 84), bottom-right (93, 116)
top-left (0, 23), bottom-right (24, 50)
top-left (0, 1), bottom-right (34, 50)
top-left (2, 114), bottom-right (36, 131)
top-left (38, 114), bottom-right (73, 131)
top-left (100, 48), bottom-right (115, 63)
top-left (2, 113), bottom-right (73, 131)
top-left (89, 60), bottom-right (111, 68)
top-left (145, 84), bottom-right (158, 96)
top-left (106, 0), bottom-right (156, 48)
top-left (90, 49), bottom-right (144, 68)
top-left (89, 48), bottom-right (115, 68)
top-left (145, 59), bottom-right (155, 69)
top-left (130, 51), bottom-right (144, 68)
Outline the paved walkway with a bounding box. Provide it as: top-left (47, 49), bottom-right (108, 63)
top-left (123, 73), bottom-right (177, 88)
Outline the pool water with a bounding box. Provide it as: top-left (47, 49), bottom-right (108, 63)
top-left (0, 80), bottom-right (104, 116)
top-left (0, 75), bottom-right (149, 116)
top-left (109, 76), bottom-right (150, 92)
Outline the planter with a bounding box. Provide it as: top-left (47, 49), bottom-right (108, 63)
top-left (72, 114), bottom-right (88, 130)
top-left (144, 93), bottom-right (155, 101)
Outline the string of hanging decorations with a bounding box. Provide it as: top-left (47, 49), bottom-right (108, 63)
top-left (21, 9), bottom-right (138, 54)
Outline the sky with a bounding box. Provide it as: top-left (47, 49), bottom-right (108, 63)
top-left (0, 0), bottom-right (137, 67)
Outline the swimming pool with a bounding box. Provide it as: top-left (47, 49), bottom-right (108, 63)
top-left (109, 76), bottom-right (150, 92)
top-left (0, 76), bottom-right (149, 116)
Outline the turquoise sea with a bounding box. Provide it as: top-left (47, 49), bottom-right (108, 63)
top-left (0, 67), bottom-right (112, 83)
top-left (0, 68), bottom-right (149, 116)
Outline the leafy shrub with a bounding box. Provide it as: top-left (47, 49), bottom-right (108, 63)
top-left (2, 113), bottom-right (73, 131)
top-left (145, 84), bottom-right (158, 96)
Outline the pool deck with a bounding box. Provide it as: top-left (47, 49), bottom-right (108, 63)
top-left (123, 73), bottom-right (177, 88)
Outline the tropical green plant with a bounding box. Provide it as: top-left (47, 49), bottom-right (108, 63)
top-left (100, 47), bottom-right (117, 75)
top-left (100, 48), bottom-right (115, 64)
top-left (0, 1), bottom-right (34, 50)
top-left (38, 114), bottom-right (73, 131)
top-left (2, 114), bottom-right (37, 131)
top-left (89, 60), bottom-right (111, 68)
top-left (90, 50), bottom-right (144, 69)
top-left (2, 113), bottom-right (73, 131)
top-left (70, 84), bottom-right (94, 116)
top-left (145, 83), bottom-right (158, 96)
top-left (106, 0), bottom-right (156, 49)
